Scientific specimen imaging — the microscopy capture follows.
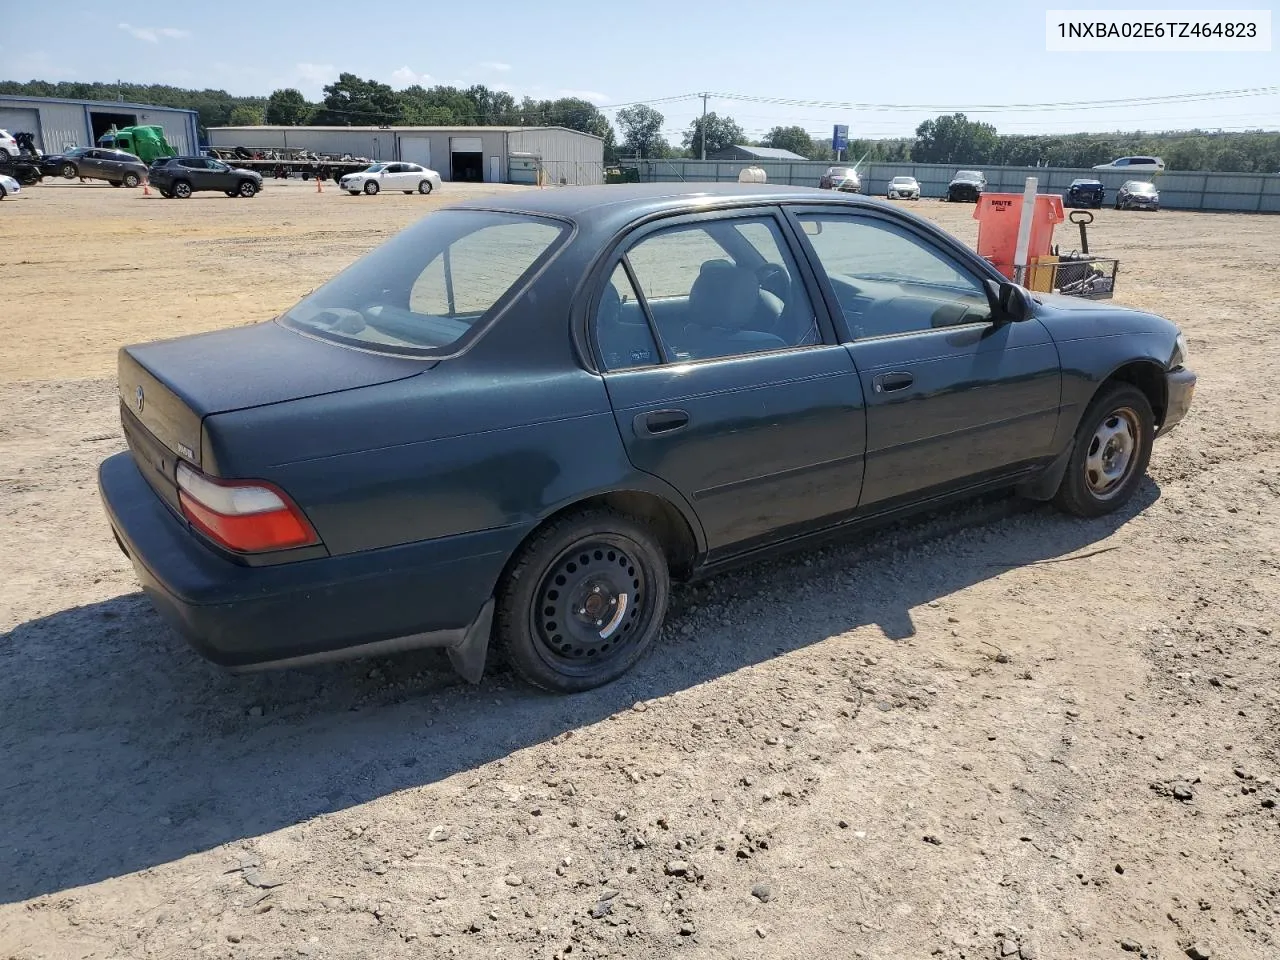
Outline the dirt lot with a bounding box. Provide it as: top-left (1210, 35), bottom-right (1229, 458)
top-left (1, 178), bottom-right (1278, 960)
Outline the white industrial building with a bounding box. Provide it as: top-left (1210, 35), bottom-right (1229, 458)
top-left (0, 94), bottom-right (200, 155)
top-left (207, 125), bottom-right (605, 185)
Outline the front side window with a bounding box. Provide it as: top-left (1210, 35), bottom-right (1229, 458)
top-left (281, 210), bottom-right (567, 356)
top-left (606, 215), bottom-right (820, 363)
top-left (797, 215), bottom-right (993, 340)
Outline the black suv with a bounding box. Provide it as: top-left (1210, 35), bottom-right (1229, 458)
top-left (1065, 178), bottom-right (1105, 208)
top-left (55, 147), bottom-right (148, 187)
top-left (149, 157), bottom-right (264, 199)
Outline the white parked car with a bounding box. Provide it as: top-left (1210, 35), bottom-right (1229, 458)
top-left (886, 175), bottom-right (921, 200)
top-left (340, 162), bottom-right (442, 196)
top-left (1093, 155), bottom-right (1165, 174)
top-left (0, 129), bottom-right (18, 157)
top-left (0, 173), bottom-right (21, 199)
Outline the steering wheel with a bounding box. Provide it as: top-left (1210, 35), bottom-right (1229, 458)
top-left (755, 263), bottom-right (790, 301)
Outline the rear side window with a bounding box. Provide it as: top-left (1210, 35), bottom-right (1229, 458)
top-left (281, 210), bottom-right (568, 356)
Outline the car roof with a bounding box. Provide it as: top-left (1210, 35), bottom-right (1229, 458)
top-left (448, 182), bottom-right (886, 221)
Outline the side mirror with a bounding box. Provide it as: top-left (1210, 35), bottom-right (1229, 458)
top-left (984, 279), bottom-right (1033, 323)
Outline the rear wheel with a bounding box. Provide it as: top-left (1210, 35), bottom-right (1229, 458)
top-left (159, 188), bottom-right (172, 198)
top-left (418, 179), bottom-right (433, 194)
top-left (0, 184), bottom-right (6, 199)
top-left (364, 180), bottom-right (379, 195)
top-left (496, 509), bottom-right (670, 693)
top-left (1052, 383), bottom-right (1154, 518)
top-left (225, 190), bottom-right (237, 198)
top-left (122, 172), bottom-right (140, 188)
top-left (172, 180), bottom-right (192, 199)
top-left (110, 180), bottom-right (122, 188)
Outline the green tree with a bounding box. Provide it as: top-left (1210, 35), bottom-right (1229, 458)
top-left (683, 111), bottom-right (745, 158)
top-left (616, 104), bottom-right (671, 159)
top-left (313, 72), bottom-right (403, 125)
top-left (228, 104), bottom-right (264, 126)
top-left (264, 88), bottom-right (311, 125)
top-left (763, 125), bottom-right (820, 159)
top-left (911, 113), bottom-right (998, 164)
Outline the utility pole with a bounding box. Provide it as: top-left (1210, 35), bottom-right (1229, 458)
top-left (700, 92), bottom-right (708, 161)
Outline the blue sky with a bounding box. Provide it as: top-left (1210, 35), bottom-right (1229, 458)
top-left (4, 0), bottom-right (1276, 140)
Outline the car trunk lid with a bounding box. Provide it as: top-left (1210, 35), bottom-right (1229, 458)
top-left (118, 320), bottom-right (428, 502)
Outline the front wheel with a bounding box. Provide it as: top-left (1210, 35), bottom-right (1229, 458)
top-left (1052, 383), bottom-right (1154, 518)
top-left (159, 188), bottom-right (172, 198)
top-left (237, 180), bottom-right (257, 198)
top-left (363, 180), bottom-right (379, 195)
top-left (122, 172), bottom-right (140, 188)
top-left (495, 510), bottom-right (670, 693)
top-left (172, 180), bottom-right (192, 199)
top-left (418, 180), bottom-right (433, 194)
top-left (61, 163), bottom-right (76, 179)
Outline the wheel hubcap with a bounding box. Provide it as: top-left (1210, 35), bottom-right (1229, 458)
top-left (1085, 407), bottom-right (1139, 499)
top-left (533, 539), bottom-right (649, 672)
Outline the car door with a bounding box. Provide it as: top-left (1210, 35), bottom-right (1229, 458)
top-left (789, 209), bottom-right (1062, 510)
top-left (592, 208), bottom-right (868, 559)
top-left (206, 159), bottom-right (234, 190)
top-left (80, 150), bottom-right (106, 178)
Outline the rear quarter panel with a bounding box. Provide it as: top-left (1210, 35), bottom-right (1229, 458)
top-left (202, 362), bottom-right (702, 557)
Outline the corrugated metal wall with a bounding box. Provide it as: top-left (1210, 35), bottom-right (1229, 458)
top-left (635, 158), bottom-right (1280, 213)
top-left (0, 98), bottom-right (197, 155)
top-left (210, 126), bottom-right (604, 184)
top-left (506, 128), bottom-right (605, 185)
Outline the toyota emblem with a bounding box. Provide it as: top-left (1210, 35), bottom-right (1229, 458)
top-left (135, 384), bottom-right (145, 414)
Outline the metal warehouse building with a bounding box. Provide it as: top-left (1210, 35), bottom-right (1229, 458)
top-left (208, 125), bottom-right (605, 185)
top-left (0, 95), bottom-right (200, 155)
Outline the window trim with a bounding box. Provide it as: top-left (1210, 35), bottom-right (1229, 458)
top-left (585, 205), bottom-right (839, 374)
top-left (783, 205), bottom-right (1005, 344)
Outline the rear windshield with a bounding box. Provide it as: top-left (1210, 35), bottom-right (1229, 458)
top-left (279, 209), bottom-right (569, 357)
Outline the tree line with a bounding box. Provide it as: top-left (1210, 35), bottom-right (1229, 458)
top-left (1, 78), bottom-right (1276, 173)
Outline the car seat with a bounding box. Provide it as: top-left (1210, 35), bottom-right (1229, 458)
top-left (596, 282), bottom-right (659, 370)
top-left (683, 261), bottom-right (788, 359)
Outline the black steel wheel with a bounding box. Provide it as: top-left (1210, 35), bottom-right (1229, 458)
top-left (496, 509), bottom-right (670, 693)
top-left (1052, 382), bottom-right (1154, 518)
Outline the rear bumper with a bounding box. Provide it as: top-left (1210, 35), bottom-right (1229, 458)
top-left (1158, 366), bottom-right (1196, 437)
top-left (98, 451), bottom-right (522, 676)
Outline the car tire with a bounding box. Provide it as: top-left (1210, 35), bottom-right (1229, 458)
top-left (225, 190), bottom-right (238, 198)
top-left (418, 180), bottom-right (433, 194)
top-left (159, 188), bottom-right (172, 198)
top-left (0, 184), bottom-right (6, 199)
top-left (1052, 383), bottom-right (1154, 519)
top-left (123, 172), bottom-right (140, 188)
top-left (238, 180), bottom-right (257, 198)
top-left (61, 163), bottom-right (76, 179)
top-left (495, 508), bottom-right (671, 694)
top-left (364, 181), bottom-right (379, 195)
top-left (348, 191), bottom-right (360, 196)
top-left (110, 180), bottom-right (122, 188)
top-left (172, 180), bottom-right (192, 199)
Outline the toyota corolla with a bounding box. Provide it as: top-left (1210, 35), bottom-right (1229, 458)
top-left (99, 184), bottom-right (1196, 693)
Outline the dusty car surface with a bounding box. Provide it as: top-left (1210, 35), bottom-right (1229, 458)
top-left (97, 183), bottom-right (1196, 693)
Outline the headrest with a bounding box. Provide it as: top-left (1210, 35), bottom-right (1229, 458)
top-left (687, 261), bottom-right (760, 330)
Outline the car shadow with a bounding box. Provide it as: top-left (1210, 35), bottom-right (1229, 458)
top-left (0, 482), bottom-right (1158, 904)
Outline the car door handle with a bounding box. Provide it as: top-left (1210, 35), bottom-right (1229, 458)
top-left (873, 371), bottom-right (914, 393)
top-left (634, 409), bottom-right (690, 436)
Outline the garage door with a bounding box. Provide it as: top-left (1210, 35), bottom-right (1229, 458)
top-left (0, 107), bottom-right (41, 147)
top-left (399, 135), bottom-right (432, 168)
top-left (450, 137), bottom-right (483, 154)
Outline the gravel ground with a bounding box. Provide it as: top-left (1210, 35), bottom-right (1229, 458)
top-left (1, 179), bottom-right (1278, 960)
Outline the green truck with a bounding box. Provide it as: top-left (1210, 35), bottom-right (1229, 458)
top-left (96, 125), bottom-right (177, 164)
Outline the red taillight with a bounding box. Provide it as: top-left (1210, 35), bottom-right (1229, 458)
top-left (176, 462), bottom-right (319, 554)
